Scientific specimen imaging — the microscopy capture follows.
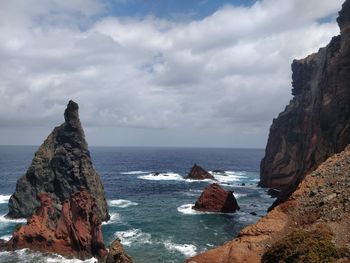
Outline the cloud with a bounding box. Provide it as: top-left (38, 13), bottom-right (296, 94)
top-left (0, 0), bottom-right (344, 146)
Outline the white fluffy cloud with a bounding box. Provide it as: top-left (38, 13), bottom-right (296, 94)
top-left (0, 0), bottom-right (344, 146)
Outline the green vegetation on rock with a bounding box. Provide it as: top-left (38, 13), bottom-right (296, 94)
top-left (262, 226), bottom-right (344, 263)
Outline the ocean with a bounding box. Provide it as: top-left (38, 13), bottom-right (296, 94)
top-left (0, 146), bottom-right (274, 263)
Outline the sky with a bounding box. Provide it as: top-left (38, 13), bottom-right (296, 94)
top-left (0, 0), bottom-right (344, 148)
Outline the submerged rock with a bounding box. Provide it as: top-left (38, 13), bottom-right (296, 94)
top-left (185, 164), bottom-right (215, 180)
top-left (260, 0), bottom-right (350, 203)
top-left (7, 100), bottom-right (109, 222)
top-left (193, 183), bottom-right (240, 213)
top-left (7, 189), bottom-right (107, 260)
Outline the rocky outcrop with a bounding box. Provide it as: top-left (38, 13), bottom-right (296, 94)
top-left (187, 145), bottom-right (350, 263)
top-left (7, 189), bottom-right (107, 260)
top-left (193, 183), bottom-right (239, 213)
top-left (7, 100), bottom-right (109, 222)
top-left (185, 164), bottom-right (215, 180)
top-left (106, 239), bottom-right (134, 263)
top-left (260, 0), bottom-right (350, 203)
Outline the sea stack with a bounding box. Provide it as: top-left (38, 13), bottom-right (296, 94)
top-left (193, 183), bottom-right (240, 213)
top-left (186, 164), bottom-right (215, 180)
top-left (7, 100), bottom-right (109, 222)
top-left (260, 0), bottom-right (350, 202)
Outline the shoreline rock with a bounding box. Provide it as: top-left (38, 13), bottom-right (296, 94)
top-left (7, 189), bottom-right (107, 260)
top-left (193, 183), bottom-right (240, 213)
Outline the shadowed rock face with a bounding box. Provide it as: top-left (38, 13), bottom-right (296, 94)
top-left (186, 164), bottom-right (215, 180)
top-left (7, 100), bottom-right (109, 222)
top-left (260, 0), bottom-right (350, 202)
top-left (7, 189), bottom-right (107, 260)
top-left (193, 183), bottom-right (240, 213)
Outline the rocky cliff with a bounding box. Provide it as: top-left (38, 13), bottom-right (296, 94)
top-left (187, 145), bottom-right (350, 263)
top-left (260, 0), bottom-right (350, 202)
top-left (7, 100), bottom-right (109, 222)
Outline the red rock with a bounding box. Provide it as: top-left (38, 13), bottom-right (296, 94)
top-left (186, 164), bottom-right (215, 180)
top-left (7, 189), bottom-right (107, 260)
top-left (193, 183), bottom-right (240, 213)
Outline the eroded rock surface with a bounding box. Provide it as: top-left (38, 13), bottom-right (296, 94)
top-left (260, 0), bottom-right (350, 202)
top-left (193, 183), bottom-right (240, 213)
top-left (187, 146), bottom-right (350, 263)
top-left (7, 189), bottom-right (107, 260)
top-left (8, 100), bottom-right (109, 222)
top-left (186, 164), bottom-right (215, 180)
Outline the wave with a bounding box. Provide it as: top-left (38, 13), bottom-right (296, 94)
top-left (177, 204), bottom-right (235, 216)
top-left (0, 214), bottom-right (27, 224)
top-left (211, 171), bottom-right (248, 183)
top-left (138, 172), bottom-right (184, 181)
top-left (0, 195), bottom-right (11, 204)
top-left (120, 171), bottom-right (147, 175)
top-left (102, 212), bottom-right (121, 225)
top-left (177, 204), bottom-right (201, 215)
top-left (109, 199), bottom-right (138, 208)
top-left (164, 241), bottom-right (197, 257)
top-left (0, 234), bottom-right (12, 241)
top-left (0, 248), bottom-right (97, 262)
top-left (114, 228), bottom-right (152, 246)
top-left (234, 193), bottom-right (248, 199)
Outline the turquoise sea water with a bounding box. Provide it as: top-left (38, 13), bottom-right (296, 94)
top-left (0, 146), bottom-right (274, 263)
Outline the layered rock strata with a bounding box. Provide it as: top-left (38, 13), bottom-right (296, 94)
top-left (260, 0), bottom-right (350, 202)
top-left (193, 183), bottom-right (240, 213)
top-left (8, 100), bottom-right (109, 222)
top-left (187, 145), bottom-right (350, 262)
top-left (186, 164), bottom-right (215, 180)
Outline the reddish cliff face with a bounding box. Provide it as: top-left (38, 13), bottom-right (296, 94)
top-left (7, 189), bottom-right (107, 260)
top-left (260, 0), bottom-right (350, 201)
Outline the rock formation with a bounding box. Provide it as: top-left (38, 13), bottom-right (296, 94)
top-left (7, 100), bottom-right (109, 222)
top-left (260, 0), bottom-right (350, 203)
top-left (187, 145), bottom-right (350, 263)
top-left (193, 183), bottom-right (240, 213)
top-left (7, 189), bottom-right (107, 259)
top-left (106, 239), bottom-right (134, 263)
top-left (186, 164), bottom-right (215, 180)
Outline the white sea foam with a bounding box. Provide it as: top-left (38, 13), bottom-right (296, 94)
top-left (0, 195), bottom-right (11, 204)
top-left (0, 234), bottom-right (12, 241)
top-left (0, 214), bottom-right (26, 224)
top-left (0, 248), bottom-right (98, 263)
top-left (177, 204), bottom-right (201, 215)
top-left (109, 199), bottom-right (138, 208)
top-left (102, 212), bottom-right (121, 225)
top-left (164, 241), bottom-right (197, 257)
top-left (120, 171), bottom-right (147, 175)
top-left (234, 193), bottom-right (248, 199)
top-left (138, 172), bottom-right (184, 181)
top-left (115, 229), bottom-right (152, 246)
top-left (211, 171), bottom-right (248, 183)
top-left (177, 204), bottom-right (235, 216)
